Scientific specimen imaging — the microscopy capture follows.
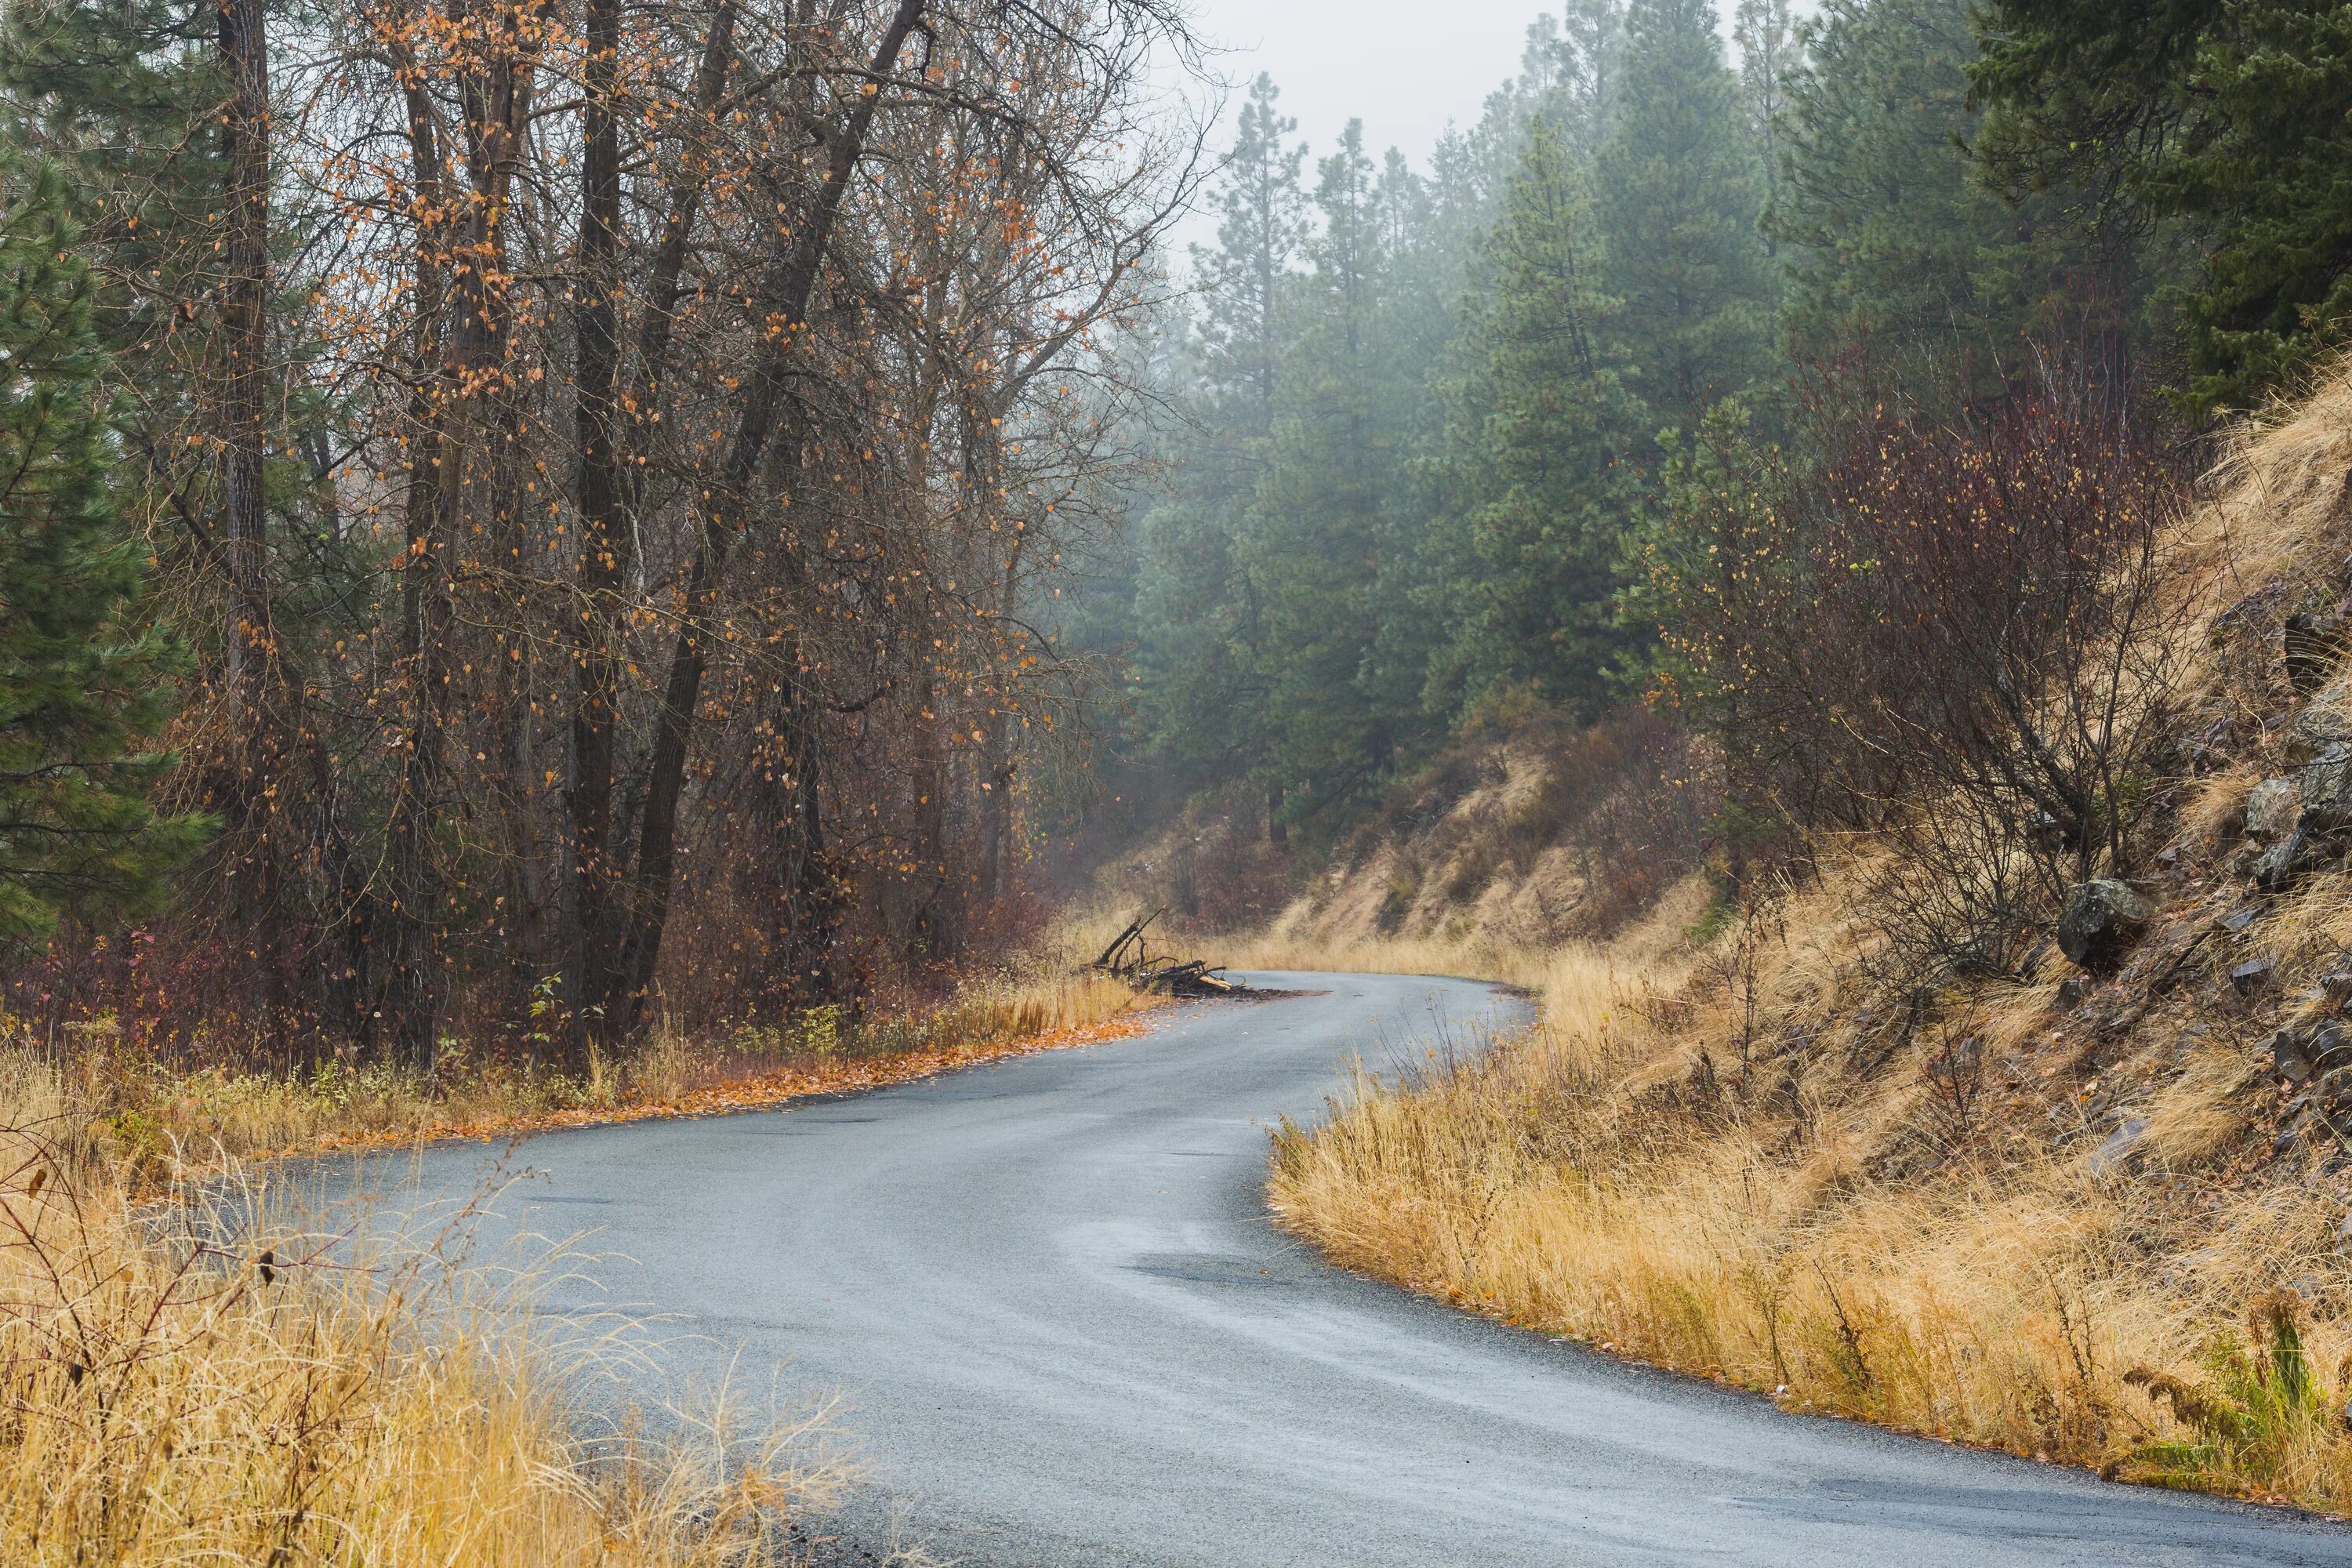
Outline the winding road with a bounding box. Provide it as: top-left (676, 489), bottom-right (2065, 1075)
top-left (344, 973), bottom-right (2352, 1565)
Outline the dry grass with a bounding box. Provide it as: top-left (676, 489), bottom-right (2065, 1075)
top-left (1258, 370), bottom-right (2352, 1512)
top-left (11, 967), bottom-right (1149, 1182)
top-left (0, 1050), bottom-right (855, 1566)
top-left (1269, 884), bottom-right (2352, 1508)
top-left (1218, 877), bottom-right (1715, 994)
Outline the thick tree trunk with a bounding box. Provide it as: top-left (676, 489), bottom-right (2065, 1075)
top-left (571, 0), bottom-right (737, 1031)
top-left (567, 0), bottom-right (624, 1021)
top-left (216, 0), bottom-right (270, 723)
top-left (603, 0), bottom-right (929, 1033)
top-left (385, 86), bottom-right (449, 1073)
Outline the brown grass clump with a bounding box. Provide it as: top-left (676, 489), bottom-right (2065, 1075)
top-left (0, 1051), bottom-right (850, 1566)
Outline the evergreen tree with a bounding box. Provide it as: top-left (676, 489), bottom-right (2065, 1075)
top-left (0, 169), bottom-right (205, 943)
top-left (1731, 0), bottom-right (1798, 250)
top-left (1593, 0), bottom-right (1776, 440)
top-left (1971, 0), bottom-right (2352, 410)
top-left (1766, 0), bottom-right (2020, 381)
top-left (1427, 118), bottom-right (1646, 721)
top-left (1131, 81), bottom-right (1309, 817)
top-left (1242, 123), bottom-right (1424, 824)
top-left (1192, 74), bottom-right (1308, 428)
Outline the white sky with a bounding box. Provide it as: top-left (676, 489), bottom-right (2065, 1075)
top-left (1162, 2), bottom-right (1758, 258)
top-left (1178, 0), bottom-right (1557, 173)
top-left (1176, 2), bottom-right (1760, 173)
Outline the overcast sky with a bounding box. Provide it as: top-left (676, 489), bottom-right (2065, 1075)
top-left (1179, 0), bottom-right (1555, 172)
top-left (1178, 2), bottom-right (1764, 171)
top-left (1161, 2), bottom-right (1758, 258)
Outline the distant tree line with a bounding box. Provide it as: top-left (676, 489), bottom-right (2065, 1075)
top-left (1088, 0), bottom-right (2350, 887)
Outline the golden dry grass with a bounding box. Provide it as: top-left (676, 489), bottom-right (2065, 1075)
top-left (1267, 849), bottom-right (2352, 1510)
top-left (1259, 369), bottom-right (2352, 1511)
top-left (9, 966), bottom-right (1149, 1182)
top-left (0, 961), bottom-right (1147, 1562)
top-left (0, 1050), bottom-right (855, 1566)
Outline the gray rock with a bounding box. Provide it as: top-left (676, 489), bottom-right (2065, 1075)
top-left (2314, 1020), bottom-right (2352, 1074)
top-left (2089, 1118), bottom-right (2148, 1178)
top-left (2277, 1027), bottom-right (2316, 1083)
top-left (2232, 955), bottom-right (2279, 996)
top-left (2256, 828), bottom-right (2311, 890)
top-left (2322, 953), bottom-right (2352, 1011)
top-left (2057, 879), bottom-right (2152, 971)
top-left (2289, 675), bottom-right (2352, 764)
top-left (2245, 777), bottom-right (2304, 840)
top-left (2303, 743), bottom-right (2352, 832)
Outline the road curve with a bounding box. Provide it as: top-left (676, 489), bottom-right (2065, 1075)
top-left (343, 973), bottom-right (2352, 1566)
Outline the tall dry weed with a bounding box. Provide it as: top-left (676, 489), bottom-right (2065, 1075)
top-left (0, 1052), bottom-right (848, 1565)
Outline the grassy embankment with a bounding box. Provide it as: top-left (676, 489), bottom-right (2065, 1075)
top-left (0, 1047), bottom-right (858, 1564)
top-left (24, 967), bottom-right (1148, 1184)
top-left (1267, 383), bottom-right (2352, 1511)
top-left (0, 960), bottom-right (1152, 1563)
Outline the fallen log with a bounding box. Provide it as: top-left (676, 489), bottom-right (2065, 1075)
top-left (1084, 911), bottom-right (1247, 997)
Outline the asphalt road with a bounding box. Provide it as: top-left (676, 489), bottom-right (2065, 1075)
top-left (336, 972), bottom-right (2352, 1566)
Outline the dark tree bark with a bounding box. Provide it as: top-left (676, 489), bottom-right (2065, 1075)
top-left (216, 0), bottom-right (271, 722)
top-left (602, 0), bottom-right (931, 1032)
top-left (570, 0), bottom-right (738, 1030)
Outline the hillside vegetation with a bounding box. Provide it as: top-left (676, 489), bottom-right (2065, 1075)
top-left (1271, 375), bottom-right (2352, 1508)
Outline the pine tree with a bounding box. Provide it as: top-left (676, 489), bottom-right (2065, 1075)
top-left (1241, 123), bottom-right (1423, 825)
top-left (1192, 74), bottom-right (1307, 429)
top-left (1970, 0), bottom-right (2352, 412)
top-left (1593, 0), bottom-right (1776, 441)
top-left (0, 169), bottom-right (205, 943)
top-left (1730, 0), bottom-right (1798, 250)
top-left (1428, 118), bottom-right (1647, 721)
top-left (1767, 0), bottom-right (2019, 380)
top-left (1131, 79), bottom-right (1310, 825)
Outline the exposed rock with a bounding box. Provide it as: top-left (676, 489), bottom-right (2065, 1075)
top-left (2277, 1027), bottom-right (2316, 1083)
top-left (2289, 676), bottom-right (2352, 764)
top-left (2058, 879), bottom-right (2153, 971)
top-left (2303, 743), bottom-right (2352, 831)
top-left (2232, 955), bottom-right (2279, 996)
top-left (2245, 777), bottom-right (2303, 840)
top-left (2222, 906), bottom-right (2263, 931)
top-left (2256, 828), bottom-right (2311, 891)
top-left (2322, 953), bottom-right (2352, 1011)
top-left (2050, 976), bottom-right (2088, 1012)
top-left (2286, 607), bottom-right (2349, 694)
top-left (2089, 1117), bottom-right (2148, 1178)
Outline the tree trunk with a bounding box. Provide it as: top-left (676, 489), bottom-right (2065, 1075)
top-left (603, 0), bottom-right (930, 1033)
top-left (385, 84), bottom-right (450, 1073)
top-left (571, 0), bottom-right (737, 1033)
top-left (567, 0), bottom-right (625, 1029)
top-left (216, 0), bottom-right (270, 724)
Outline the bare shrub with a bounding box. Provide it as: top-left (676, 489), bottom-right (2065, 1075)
top-left (1659, 358), bottom-right (2197, 973)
